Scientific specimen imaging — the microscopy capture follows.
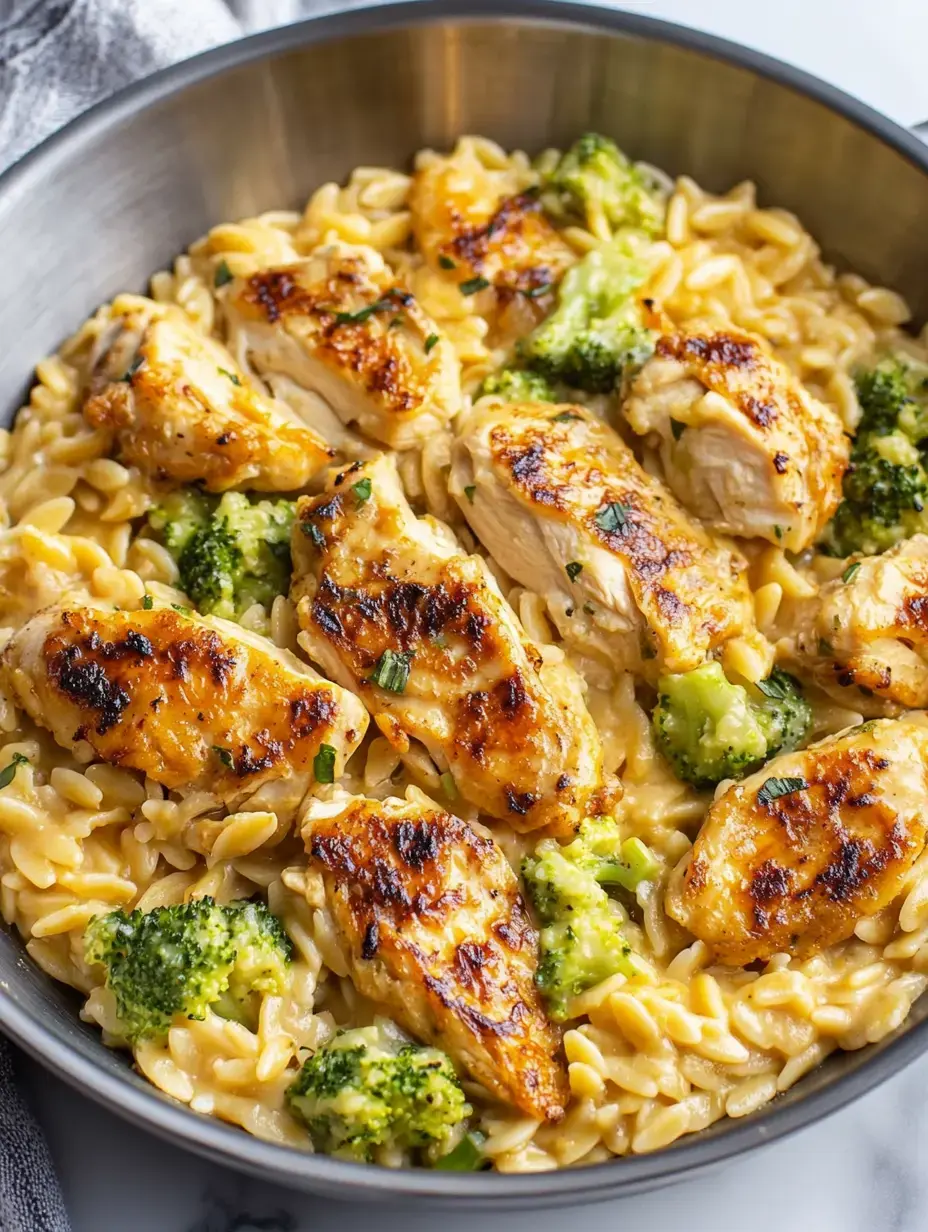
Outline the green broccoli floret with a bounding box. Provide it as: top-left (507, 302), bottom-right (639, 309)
top-left (519, 239), bottom-right (655, 393)
top-left (286, 1022), bottom-right (469, 1162)
top-left (477, 368), bottom-right (557, 403)
top-left (652, 662), bottom-right (812, 789)
top-left (522, 817), bottom-right (656, 1021)
top-left (542, 133), bottom-right (666, 237)
top-left (149, 490), bottom-right (295, 622)
top-left (84, 897), bottom-right (291, 1043)
top-left (821, 356), bottom-right (928, 557)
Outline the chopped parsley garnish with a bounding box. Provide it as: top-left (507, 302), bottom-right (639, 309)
top-left (594, 502), bottom-right (631, 533)
top-left (121, 354), bottom-right (144, 383)
top-left (774, 525), bottom-right (783, 541)
top-left (463, 485), bottom-right (476, 504)
top-left (438, 255), bottom-right (456, 270)
top-left (334, 290), bottom-right (407, 327)
top-left (217, 367), bottom-right (241, 386)
top-left (424, 333), bottom-right (440, 354)
top-left (670, 419), bottom-right (686, 441)
top-left (171, 604), bottom-right (191, 614)
top-left (141, 595), bottom-right (154, 610)
top-left (369, 649), bottom-right (414, 693)
top-left (301, 521), bottom-right (326, 550)
top-left (214, 259), bottom-right (233, 287)
top-left (351, 478), bottom-right (372, 505)
top-left (566, 561), bottom-right (583, 582)
top-left (521, 283), bottom-right (551, 299)
top-left (0, 753), bottom-right (29, 791)
top-left (389, 316), bottom-right (404, 329)
top-left (842, 562), bottom-right (861, 584)
top-left (757, 776), bottom-right (808, 806)
top-left (459, 276), bottom-right (490, 296)
top-left (313, 743), bottom-right (336, 784)
top-left (755, 675), bottom-right (789, 700)
top-left (552, 411), bottom-right (580, 423)
top-left (212, 746), bottom-right (234, 770)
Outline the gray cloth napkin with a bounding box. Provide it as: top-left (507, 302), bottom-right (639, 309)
top-left (0, 2), bottom-right (362, 1227)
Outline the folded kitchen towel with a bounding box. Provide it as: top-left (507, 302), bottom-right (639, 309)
top-left (0, 1039), bottom-right (70, 1232)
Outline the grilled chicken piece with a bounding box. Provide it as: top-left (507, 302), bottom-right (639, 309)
top-left (450, 401), bottom-right (754, 677)
top-left (666, 718), bottom-right (928, 963)
top-left (83, 303), bottom-right (333, 492)
top-left (784, 535), bottom-right (928, 716)
top-left (1, 605), bottom-right (367, 801)
top-left (303, 794), bottom-right (568, 1121)
top-left (291, 454), bottom-right (610, 834)
top-left (623, 326), bottom-right (849, 552)
top-left (223, 243), bottom-right (460, 450)
top-left (409, 143), bottom-right (575, 307)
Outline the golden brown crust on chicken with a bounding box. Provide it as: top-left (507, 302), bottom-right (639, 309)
top-left (303, 795), bottom-right (568, 1121)
top-left (1, 606), bottom-right (367, 799)
top-left (785, 535), bottom-right (928, 715)
top-left (451, 401), bottom-right (754, 676)
top-left (83, 305), bottom-right (333, 491)
top-left (624, 325), bottom-right (849, 551)
top-left (665, 719), bottom-right (928, 963)
top-left (291, 454), bottom-right (611, 834)
top-left (223, 245), bottom-right (460, 450)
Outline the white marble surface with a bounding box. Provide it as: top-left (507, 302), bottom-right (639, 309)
top-left (17, 3), bottom-right (928, 1230)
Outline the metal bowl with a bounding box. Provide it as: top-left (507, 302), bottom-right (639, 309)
top-left (2, 0), bottom-right (928, 1207)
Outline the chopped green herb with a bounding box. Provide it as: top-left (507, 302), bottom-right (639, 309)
top-left (351, 478), bottom-right (373, 506)
top-left (463, 485), bottom-right (476, 504)
top-left (171, 604), bottom-right (191, 614)
top-left (774, 525), bottom-right (783, 541)
top-left (0, 753), bottom-right (29, 791)
top-left (424, 333), bottom-right (440, 354)
top-left (594, 502), bottom-right (631, 534)
top-left (552, 411), bottom-right (581, 423)
top-left (369, 649), bottom-right (414, 693)
top-left (757, 776), bottom-right (808, 806)
top-left (582, 602), bottom-right (596, 615)
top-left (842, 561), bottom-right (861, 584)
top-left (434, 1132), bottom-right (487, 1171)
top-left (121, 354), bottom-right (144, 383)
top-left (670, 419), bottom-right (686, 441)
top-left (440, 771), bottom-right (457, 801)
top-left (334, 294), bottom-right (398, 326)
top-left (141, 595), bottom-right (154, 610)
top-left (755, 675), bottom-right (789, 701)
top-left (438, 255), bottom-right (457, 271)
top-left (313, 743), bottom-right (336, 784)
top-left (459, 276), bottom-right (490, 296)
top-left (389, 316), bottom-right (404, 329)
top-left (521, 283), bottom-right (552, 299)
top-left (217, 368), bottom-right (241, 387)
top-left (212, 746), bottom-right (234, 770)
top-left (566, 561), bottom-right (583, 582)
top-left (214, 259), bottom-right (233, 288)
top-left (301, 521), bottom-right (326, 550)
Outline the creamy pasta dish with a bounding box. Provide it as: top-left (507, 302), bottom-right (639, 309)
top-left (3, 133), bottom-right (928, 1172)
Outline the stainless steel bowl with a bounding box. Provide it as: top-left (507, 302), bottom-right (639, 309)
top-left (2, 0), bottom-right (928, 1207)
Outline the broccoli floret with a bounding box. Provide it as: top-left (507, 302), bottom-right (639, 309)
top-left (652, 661), bottom-right (812, 789)
top-left (477, 368), bottom-right (557, 403)
top-left (522, 817), bottom-right (656, 1021)
top-left (84, 897), bottom-right (291, 1043)
top-left (542, 133), bottom-right (666, 237)
top-left (519, 240), bottom-right (655, 393)
top-left (286, 1022), bottom-right (469, 1162)
top-left (149, 490), bottom-right (295, 622)
top-left (821, 356), bottom-right (928, 557)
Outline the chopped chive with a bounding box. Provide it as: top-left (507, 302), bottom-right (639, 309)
top-left (594, 502), bottom-right (631, 533)
top-left (552, 411), bottom-right (580, 423)
top-left (438, 255), bottom-right (456, 270)
top-left (141, 595), bottom-right (154, 610)
top-left (566, 561), bottom-right (583, 582)
top-left (842, 561), bottom-right (861, 583)
top-left (217, 367), bottom-right (241, 386)
top-left (757, 776), bottom-right (808, 806)
top-left (670, 419), bottom-right (686, 441)
top-left (463, 485), bottom-right (476, 504)
top-left (774, 525), bottom-right (783, 541)
top-left (301, 521), bottom-right (326, 550)
top-left (351, 478), bottom-right (372, 505)
top-left (212, 746), bottom-right (234, 770)
top-left (334, 295), bottom-right (397, 326)
top-left (521, 283), bottom-right (551, 299)
top-left (0, 753), bottom-right (29, 791)
top-left (424, 333), bottom-right (439, 354)
top-left (121, 354), bottom-right (144, 383)
top-left (214, 259), bottom-right (233, 287)
top-left (313, 743), bottom-right (336, 784)
top-left (440, 771), bottom-right (457, 801)
top-left (171, 604), bottom-right (191, 614)
top-left (389, 316), bottom-right (404, 329)
top-left (459, 276), bottom-right (490, 296)
top-left (369, 649), bottom-right (413, 693)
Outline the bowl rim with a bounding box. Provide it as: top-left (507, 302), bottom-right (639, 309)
top-left (4, 0), bottom-right (928, 1203)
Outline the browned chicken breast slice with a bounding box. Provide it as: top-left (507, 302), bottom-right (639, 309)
top-left (291, 454), bottom-right (611, 834)
top-left (623, 326), bottom-right (849, 552)
top-left (222, 243), bottom-right (460, 450)
top-left (1, 605), bottom-right (368, 801)
top-left (666, 718), bottom-right (928, 963)
top-left (409, 143), bottom-right (575, 312)
top-left (450, 401), bottom-right (754, 677)
top-left (784, 534), bottom-right (928, 715)
top-left (83, 303), bottom-right (333, 492)
top-left (303, 794), bottom-right (568, 1121)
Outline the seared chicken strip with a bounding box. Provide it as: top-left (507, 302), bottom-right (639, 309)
top-left (291, 454), bottom-right (610, 834)
top-left (2, 606), bottom-right (368, 801)
top-left (666, 718), bottom-right (928, 963)
top-left (624, 325), bottom-right (849, 551)
top-left (83, 303), bottom-right (333, 492)
top-left (785, 535), bottom-right (928, 715)
top-left (303, 794), bottom-right (568, 1121)
top-left (450, 402), bottom-right (754, 676)
top-left (223, 243), bottom-right (460, 450)
top-left (409, 143), bottom-right (575, 307)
